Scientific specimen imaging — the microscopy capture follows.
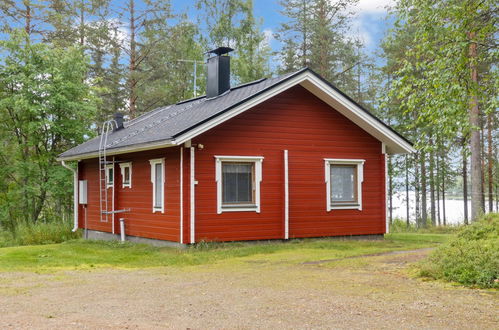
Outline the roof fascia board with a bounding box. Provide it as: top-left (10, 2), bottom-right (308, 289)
top-left (175, 71), bottom-right (415, 154)
top-left (57, 139), bottom-right (175, 161)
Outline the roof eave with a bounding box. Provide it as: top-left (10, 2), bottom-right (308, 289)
top-left (57, 139), bottom-right (176, 161)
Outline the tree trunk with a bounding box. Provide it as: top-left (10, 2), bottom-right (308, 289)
top-left (79, 0), bottom-right (85, 46)
top-left (414, 153), bottom-right (421, 225)
top-left (429, 145), bottom-right (436, 225)
top-left (421, 151), bottom-right (428, 227)
top-left (441, 149), bottom-right (447, 226)
top-left (405, 154), bottom-right (410, 228)
top-left (481, 123), bottom-right (486, 211)
top-left (129, 0), bottom-right (137, 118)
top-left (436, 148), bottom-right (441, 226)
top-left (487, 112), bottom-right (494, 212)
top-left (462, 142), bottom-right (469, 225)
top-left (24, 1), bottom-right (31, 36)
top-left (468, 31), bottom-right (483, 221)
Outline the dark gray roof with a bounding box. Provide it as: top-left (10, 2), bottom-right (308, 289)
top-left (59, 70), bottom-right (300, 159)
top-left (59, 68), bottom-right (412, 159)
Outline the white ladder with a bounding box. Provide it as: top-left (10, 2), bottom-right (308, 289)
top-left (98, 120), bottom-right (116, 223)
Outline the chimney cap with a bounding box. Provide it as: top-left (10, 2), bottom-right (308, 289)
top-left (207, 47), bottom-right (234, 56)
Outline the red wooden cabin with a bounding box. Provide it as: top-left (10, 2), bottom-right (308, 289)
top-left (59, 48), bottom-right (414, 246)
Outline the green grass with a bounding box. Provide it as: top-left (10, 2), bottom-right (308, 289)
top-left (0, 233), bottom-right (449, 272)
top-left (418, 213), bottom-right (499, 289)
top-left (0, 222), bottom-right (80, 248)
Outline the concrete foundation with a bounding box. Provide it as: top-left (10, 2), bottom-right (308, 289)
top-left (85, 230), bottom-right (186, 248)
top-left (84, 229), bottom-right (383, 248)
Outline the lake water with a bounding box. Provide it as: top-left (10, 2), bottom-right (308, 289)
top-left (391, 191), bottom-right (498, 225)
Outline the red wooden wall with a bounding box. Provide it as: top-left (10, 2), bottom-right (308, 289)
top-left (78, 148), bottom-right (181, 242)
top-left (78, 85), bottom-right (386, 243)
top-left (191, 85), bottom-right (386, 242)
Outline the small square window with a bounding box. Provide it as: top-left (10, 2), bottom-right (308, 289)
top-left (325, 159), bottom-right (364, 211)
top-left (215, 156), bottom-right (263, 213)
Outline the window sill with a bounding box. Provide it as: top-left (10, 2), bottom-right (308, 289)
top-left (220, 205), bottom-right (259, 213)
top-left (152, 208), bottom-right (164, 213)
top-left (122, 184), bottom-right (131, 189)
top-left (329, 204), bottom-right (361, 210)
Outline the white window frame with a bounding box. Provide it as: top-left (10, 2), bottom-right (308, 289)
top-left (324, 158), bottom-right (365, 211)
top-left (105, 164), bottom-right (114, 188)
top-left (215, 156), bottom-right (263, 214)
top-left (119, 162), bottom-right (132, 188)
top-left (149, 158), bottom-right (165, 213)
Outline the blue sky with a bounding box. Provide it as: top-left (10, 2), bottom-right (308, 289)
top-left (172, 0), bottom-right (396, 61)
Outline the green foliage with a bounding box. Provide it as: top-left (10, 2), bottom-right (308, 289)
top-left (0, 221), bottom-right (80, 248)
top-left (390, 218), bottom-right (460, 234)
top-left (418, 213), bottom-right (499, 288)
top-left (196, 0), bottom-right (271, 84)
top-left (0, 30), bottom-right (98, 231)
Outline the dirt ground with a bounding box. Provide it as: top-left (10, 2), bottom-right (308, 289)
top-left (0, 249), bottom-right (497, 329)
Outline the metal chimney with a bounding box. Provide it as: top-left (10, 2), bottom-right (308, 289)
top-left (114, 112), bottom-right (124, 130)
top-left (206, 47), bottom-right (233, 98)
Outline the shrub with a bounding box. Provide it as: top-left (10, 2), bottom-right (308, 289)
top-left (418, 213), bottom-right (499, 289)
top-left (390, 218), bottom-right (460, 234)
top-left (0, 221), bottom-right (80, 247)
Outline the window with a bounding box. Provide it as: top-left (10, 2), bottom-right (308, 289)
top-left (105, 164), bottom-right (114, 188)
top-left (149, 158), bottom-right (165, 213)
top-left (119, 162), bottom-right (132, 188)
top-left (324, 159), bottom-right (364, 211)
top-left (215, 156), bottom-right (263, 213)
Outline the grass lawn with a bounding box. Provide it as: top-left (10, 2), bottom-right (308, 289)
top-left (0, 233), bottom-right (450, 272)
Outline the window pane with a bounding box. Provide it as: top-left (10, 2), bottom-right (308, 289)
top-left (124, 166), bottom-right (130, 184)
top-left (222, 163), bottom-right (253, 204)
top-left (331, 165), bottom-right (356, 203)
top-left (108, 168), bottom-right (114, 184)
top-left (154, 163), bottom-right (162, 208)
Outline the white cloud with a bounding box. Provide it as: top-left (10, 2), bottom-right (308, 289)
top-left (262, 28), bottom-right (274, 46)
top-left (353, 0), bottom-right (395, 14)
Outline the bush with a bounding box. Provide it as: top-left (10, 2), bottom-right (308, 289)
top-left (390, 218), bottom-right (460, 234)
top-left (418, 213), bottom-right (499, 289)
top-left (0, 221), bottom-right (80, 247)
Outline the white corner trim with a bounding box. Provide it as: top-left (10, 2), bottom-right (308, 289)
top-left (174, 71), bottom-right (414, 154)
top-left (190, 147), bottom-right (195, 244)
top-left (284, 150), bottom-right (289, 239)
top-left (105, 164), bottom-right (114, 188)
top-left (325, 158), bottom-right (365, 212)
top-left (385, 153), bottom-right (389, 234)
top-left (149, 158), bottom-right (165, 213)
top-left (179, 147), bottom-right (183, 244)
top-left (215, 156), bottom-right (264, 214)
top-left (119, 162), bottom-right (132, 188)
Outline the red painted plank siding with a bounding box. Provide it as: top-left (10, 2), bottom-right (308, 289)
top-left (78, 148), bottom-right (181, 242)
top-left (77, 84), bottom-right (386, 244)
top-left (191, 85), bottom-right (385, 242)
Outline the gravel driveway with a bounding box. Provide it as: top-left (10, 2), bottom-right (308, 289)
top-left (0, 249), bottom-right (497, 329)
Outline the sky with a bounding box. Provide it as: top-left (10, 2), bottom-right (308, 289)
top-left (172, 0), bottom-right (396, 60)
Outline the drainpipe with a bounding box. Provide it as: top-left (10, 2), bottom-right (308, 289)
top-left (61, 160), bottom-right (79, 232)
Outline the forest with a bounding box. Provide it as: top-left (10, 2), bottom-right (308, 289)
top-left (0, 0), bottom-right (497, 234)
